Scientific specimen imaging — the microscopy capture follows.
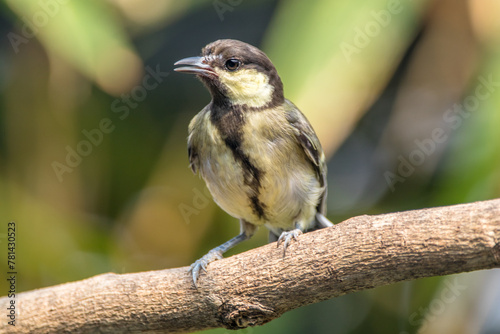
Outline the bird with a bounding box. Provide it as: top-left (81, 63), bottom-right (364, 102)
top-left (174, 39), bottom-right (333, 287)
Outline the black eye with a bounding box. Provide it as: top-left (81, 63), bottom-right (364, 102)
top-left (225, 58), bottom-right (241, 71)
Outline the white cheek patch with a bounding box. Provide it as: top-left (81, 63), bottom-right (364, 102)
top-left (215, 68), bottom-right (275, 108)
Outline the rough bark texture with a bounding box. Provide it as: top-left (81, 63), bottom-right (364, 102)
top-left (2, 199), bottom-right (500, 333)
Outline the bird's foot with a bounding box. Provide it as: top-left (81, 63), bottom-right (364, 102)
top-left (189, 249), bottom-right (223, 288)
top-left (276, 229), bottom-right (303, 258)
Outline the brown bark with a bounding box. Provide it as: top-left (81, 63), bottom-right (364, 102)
top-left (2, 199), bottom-right (499, 333)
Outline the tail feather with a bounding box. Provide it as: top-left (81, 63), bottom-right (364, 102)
top-left (315, 212), bottom-right (333, 228)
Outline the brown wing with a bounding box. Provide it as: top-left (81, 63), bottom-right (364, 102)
top-left (284, 100), bottom-right (328, 215)
top-left (187, 106), bottom-right (209, 174)
top-left (187, 144), bottom-right (198, 174)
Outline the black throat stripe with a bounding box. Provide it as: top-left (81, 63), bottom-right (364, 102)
top-left (210, 103), bottom-right (267, 220)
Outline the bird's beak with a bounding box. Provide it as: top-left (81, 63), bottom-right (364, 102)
top-left (174, 56), bottom-right (217, 78)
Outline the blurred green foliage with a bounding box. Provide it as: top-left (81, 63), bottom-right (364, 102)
top-left (1, 0), bottom-right (499, 333)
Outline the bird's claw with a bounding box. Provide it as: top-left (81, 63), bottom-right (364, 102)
top-left (277, 229), bottom-right (302, 258)
top-left (189, 250), bottom-right (223, 288)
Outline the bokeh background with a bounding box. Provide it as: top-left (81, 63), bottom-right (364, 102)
top-left (1, 0), bottom-right (500, 333)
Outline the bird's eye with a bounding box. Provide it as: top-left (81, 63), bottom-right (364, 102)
top-left (225, 58), bottom-right (241, 71)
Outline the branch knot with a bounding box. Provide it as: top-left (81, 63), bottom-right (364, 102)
top-left (492, 242), bottom-right (500, 265)
top-left (218, 300), bottom-right (276, 329)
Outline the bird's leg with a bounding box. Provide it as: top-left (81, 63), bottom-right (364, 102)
top-left (190, 233), bottom-right (247, 287)
top-left (276, 223), bottom-right (303, 258)
top-left (315, 212), bottom-right (334, 228)
top-left (189, 219), bottom-right (256, 287)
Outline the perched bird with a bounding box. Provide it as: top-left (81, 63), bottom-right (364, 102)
top-left (174, 39), bottom-right (333, 286)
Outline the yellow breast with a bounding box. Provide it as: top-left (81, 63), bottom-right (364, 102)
top-left (190, 106), bottom-right (322, 231)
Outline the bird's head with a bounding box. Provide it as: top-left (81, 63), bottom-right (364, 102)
top-left (174, 39), bottom-right (284, 109)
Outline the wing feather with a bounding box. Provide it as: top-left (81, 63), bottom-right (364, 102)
top-left (284, 100), bottom-right (328, 215)
top-left (187, 106), bottom-right (209, 175)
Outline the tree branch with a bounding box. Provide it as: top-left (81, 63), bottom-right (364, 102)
top-left (2, 199), bottom-right (500, 333)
